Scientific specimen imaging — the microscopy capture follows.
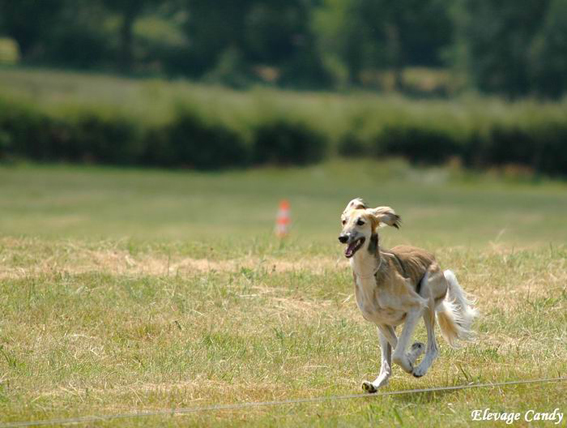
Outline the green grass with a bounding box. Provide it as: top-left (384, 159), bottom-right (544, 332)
top-left (0, 161), bottom-right (566, 426)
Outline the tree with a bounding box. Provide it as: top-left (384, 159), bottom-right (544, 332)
top-left (184, 0), bottom-right (256, 76)
top-left (313, 0), bottom-right (372, 86)
top-left (245, 0), bottom-right (331, 87)
top-left (44, 0), bottom-right (110, 69)
top-left (0, 0), bottom-right (64, 59)
top-left (314, 0), bottom-right (453, 89)
top-left (101, 0), bottom-right (158, 72)
top-left (529, 0), bottom-right (567, 98)
top-left (454, 0), bottom-right (550, 98)
top-left (378, 0), bottom-right (453, 90)
top-left (185, 0), bottom-right (330, 87)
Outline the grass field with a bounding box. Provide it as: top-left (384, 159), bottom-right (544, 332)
top-left (0, 161), bottom-right (566, 426)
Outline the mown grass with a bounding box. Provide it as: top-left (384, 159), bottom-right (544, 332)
top-left (0, 161), bottom-right (566, 426)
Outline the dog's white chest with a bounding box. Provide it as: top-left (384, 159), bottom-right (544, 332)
top-left (353, 270), bottom-right (405, 325)
top-left (354, 275), bottom-right (378, 319)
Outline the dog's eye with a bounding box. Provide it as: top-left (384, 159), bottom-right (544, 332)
top-left (357, 219), bottom-right (365, 226)
top-left (341, 219), bottom-right (346, 225)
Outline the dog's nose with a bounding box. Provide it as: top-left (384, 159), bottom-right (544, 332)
top-left (338, 234), bottom-right (348, 244)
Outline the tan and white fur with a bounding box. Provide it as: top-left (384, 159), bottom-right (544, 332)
top-left (338, 198), bottom-right (477, 393)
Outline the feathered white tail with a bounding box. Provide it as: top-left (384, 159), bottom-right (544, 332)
top-left (436, 270), bottom-right (478, 347)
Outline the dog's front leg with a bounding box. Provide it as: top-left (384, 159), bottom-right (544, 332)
top-left (392, 308), bottom-right (423, 373)
top-left (362, 327), bottom-right (393, 393)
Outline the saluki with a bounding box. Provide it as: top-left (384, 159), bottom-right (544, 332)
top-left (338, 198), bottom-right (477, 393)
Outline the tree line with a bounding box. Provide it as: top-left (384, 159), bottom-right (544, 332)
top-left (1, 0), bottom-right (567, 98)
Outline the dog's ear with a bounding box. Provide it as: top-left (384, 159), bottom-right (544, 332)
top-left (368, 206), bottom-right (401, 229)
top-left (343, 198), bottom-right (367, 213)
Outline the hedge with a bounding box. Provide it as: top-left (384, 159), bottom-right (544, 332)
top-left (253, 119), bottom-right (326, 165)
top-left (0, 98), bottom-right (331, 169)
top-left (337, 118), bottom-right (567, 176)
top-left (1, 96), bottom-right (566, 176)
top-left (374, 124), bottom-right (462, 163)
top-left (143, 107), bottom-right (250, 169)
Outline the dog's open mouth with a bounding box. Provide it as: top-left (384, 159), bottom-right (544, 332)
top-left (345, 237), bottom-right (365, 258)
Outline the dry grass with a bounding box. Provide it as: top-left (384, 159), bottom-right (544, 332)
top-left (0, 239), bottom-right (343, 280)
top-left (1, 240), bottom-right (566, 427)
top-left (0, 164), bottom-right (566, 426)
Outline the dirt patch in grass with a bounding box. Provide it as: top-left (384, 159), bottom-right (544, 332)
top-left (0, 245), bottom-right (347, 280)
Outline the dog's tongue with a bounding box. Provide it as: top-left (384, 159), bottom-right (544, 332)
top-left (345, 242), bottom-right (357, 258)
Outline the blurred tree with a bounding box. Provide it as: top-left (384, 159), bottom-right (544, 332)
top-left (132, 1), bottom-right (190, 75)
top-left (454, 0), bottom-right (550, 98)
top-left (184, 0), bottom-right (331, 87)
top-left (184, 0), bottom-right (255, 77)
top-left (314, 0), bottom-right (453, 89)
top-left (7, 0), bottom-right (567, 98)
top-left (44, 1), bottom-right (110, 69)
top-left (381, 0), bottom-right (453, 90)
top-left (529, 0), bottom-right (567, 98)
top-left (0, 0), bottom-right (64, 58)
top-left (245, 0), bottom-right (331, 87)
top-left (313, 0), bottom-right (371, 86)
top-left (204, 46), bottom-right (250, 88)
top-left (101, 0), bottom-right (159, 72)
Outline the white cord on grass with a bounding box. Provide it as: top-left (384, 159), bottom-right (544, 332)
top-left (1, 376), bottom-right (565, 427)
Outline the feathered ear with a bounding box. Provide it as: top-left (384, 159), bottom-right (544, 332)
top-left (343, 198), bottom-right (367, 213)
top-left (368, 206), bottom-right (401, 229)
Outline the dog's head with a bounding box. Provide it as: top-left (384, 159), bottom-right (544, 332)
top-left (338, 198), bottom-right (400, 258)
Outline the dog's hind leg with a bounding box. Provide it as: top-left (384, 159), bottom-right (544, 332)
top-left (411, 267), bottom-right (442, 377)
top-left (378, 324), bottom-right (397, 348)
top-left (376, 324), bottom-right (423, 368)
top-left (412, 302), bottom-right (438, 378)
top-left (362, 327), bottom-right (393, 393)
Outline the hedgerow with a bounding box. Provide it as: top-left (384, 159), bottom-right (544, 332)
top-left (1, 95), bottom-right (566, 176)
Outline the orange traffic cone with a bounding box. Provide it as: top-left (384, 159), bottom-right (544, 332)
top-left (275, 199), bottom-right (291, 238)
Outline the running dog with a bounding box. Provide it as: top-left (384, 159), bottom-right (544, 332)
top-left (338, 198), bottom-right (477, 393)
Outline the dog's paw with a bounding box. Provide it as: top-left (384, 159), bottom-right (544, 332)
top-left (411, 342), bottom-right (425, 352)
top-left (408, 342), bottom-right (425, 364)
top-left (412, 364), bottom-right (428, 378)
top-left (362, 381), bottom-right (378, 394)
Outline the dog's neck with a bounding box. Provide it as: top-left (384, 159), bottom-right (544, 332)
top-left (350, 232), bottom-right (381, 278)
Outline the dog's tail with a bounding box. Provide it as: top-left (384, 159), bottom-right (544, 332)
top-left (436, 270), bottom-right (478, 348)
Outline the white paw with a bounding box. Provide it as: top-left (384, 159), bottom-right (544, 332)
top-left (413, 350), bottom-right (437, 377)
top-left (361, 375), bottom-right (389, 393)
top-left (362, 380), bottom-right (378, 393)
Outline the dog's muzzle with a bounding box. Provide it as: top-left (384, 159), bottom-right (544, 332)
top-left (338, 234), bottom-right (365, 258)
